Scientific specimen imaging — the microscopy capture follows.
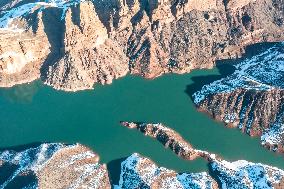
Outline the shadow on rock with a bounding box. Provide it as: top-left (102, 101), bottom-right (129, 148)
top-left (40, 8), bottom-right (65, 80)
top-left (0, 142), bottom-right (43, 188)
top-left (207, 162), bottom-right (223, 189)
top-left (185, 42), bottom-right (279, 102)
top-left (185, 62), bottom-right (236, 102)
top-left (3, 172), bottom-right (36, 189)
top-left (0, 142), bottom-right (43, 152)
top-left (107, 157), bottom-right (127, 187)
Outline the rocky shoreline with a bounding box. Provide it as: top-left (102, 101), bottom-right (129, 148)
top-left (1, 0), bottom-right (284, 91)
top-left (1, 122), bottom-right (284, 188)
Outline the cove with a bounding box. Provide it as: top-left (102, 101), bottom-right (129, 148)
top-left (0, 63), bottom-right (283, 177)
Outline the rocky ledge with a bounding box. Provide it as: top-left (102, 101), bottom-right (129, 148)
top-left (192, 43), bottom-right (284, 153)
top-left (1, 122), bottom-right (284, 188)
top-left (1, 0), bottom-right (284, 91)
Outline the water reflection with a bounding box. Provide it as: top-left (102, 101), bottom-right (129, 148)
top-left (0, 81), bottom-right (42, 104)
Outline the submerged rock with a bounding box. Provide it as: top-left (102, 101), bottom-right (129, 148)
top-left (1, 0), bottom-right (284, 91)
top-left (192, 43), bottom-right (284, 153)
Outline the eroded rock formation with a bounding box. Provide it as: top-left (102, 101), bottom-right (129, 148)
top-left (120, 121), bottom-right (202, 160)
top-left (0, 12), bottom-right (50, 87)
top-left (192, 43), bottom-right (284, 153)
top-left (1, 0), bottom-right (284, 91)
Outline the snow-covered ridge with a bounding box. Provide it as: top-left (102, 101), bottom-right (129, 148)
top-left (0, 0), bottom-right (85, 28)
top-left (0, 143), bottom-right (109, 189)
top-left (261, 117), bottom-right (284, 147)
top-left (116, 153), bottom-right (217, 189)
top-left (193, 43), bottom-right (284, 104)
top-left (0, 143), bottom-right (68, 188)
top-left (192, 43), bottom-right (284, 150)
top-left (211, 159), bottom-right (284, 189)
top-left (1, 142), bottom-right (284, 188)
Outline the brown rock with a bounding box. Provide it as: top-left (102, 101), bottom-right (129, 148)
top-left (1, 0), bottom-right (284, 91)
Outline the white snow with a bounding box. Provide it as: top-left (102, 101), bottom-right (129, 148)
top-left (0, 143), bottom-right (66, 188)
top-left (261, 121), bottom-right (284, 148)
top-left (192, 43), bottom-right (284, 149)
top-left (192, 44), bottom-right (284, 104)
top-left (210, 158), bottom-right (284, 189)
top-left (0, 0), bottom-right (85, 29)
top-left (117, 153), bottom-right (216, 189)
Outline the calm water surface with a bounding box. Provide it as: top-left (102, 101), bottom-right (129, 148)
top-left (0, 66), bottom-right (283, 176)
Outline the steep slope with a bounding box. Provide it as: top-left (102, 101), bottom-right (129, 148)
top-left (0, 12), bottom-right (50, 87)
top-left (1, 0), bottom-right (284, 91)
top-left (192, 43), bottom-right (284, 153)
top-left (43, 1), bottom-right (129, 91)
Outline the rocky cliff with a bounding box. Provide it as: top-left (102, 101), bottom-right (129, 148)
top-left (1, 0), bottom-right (284, 91)
top-left (192, 43), bottom-right (284, 153)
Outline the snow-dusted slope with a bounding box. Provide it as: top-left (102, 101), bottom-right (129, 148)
top-left (0, 0), bottom-right (84, 28)
top-left (116, 153), bottom-right (218, 189)
top-left (193, 43), bottom-right (284, 105)
top-left (0, 143), bottom-right (65, 188)
top-left (0, 143), bottom-right (110, 189)
top-left (192, 43), bottom-right (284, 152)
top-left (1, 141), bottom-right (284, 188)
top-left (121, 122), bottom-right (284, 189)
top-left (211, 159), bottom-right (284, 189)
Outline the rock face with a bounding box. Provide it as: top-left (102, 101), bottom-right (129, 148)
top-left (0, 143), bottom-right (111, 189)
top-left (1, 0), bottom-right (284, 91)
top-left (192, 43), bottom-right (284, 153)
top-left (120, 122), bottom-right (220, 162)
top-left (0, 12), bottom-right (50, 87)
top-left (43, 1), bottom-right (129, 91)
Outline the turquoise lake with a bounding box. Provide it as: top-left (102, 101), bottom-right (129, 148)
top-left (0, 62), bottom-right (283, 178)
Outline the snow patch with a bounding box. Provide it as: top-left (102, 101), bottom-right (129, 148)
top-left (0, 0), bottom-right (85, 29)
top-left (193, 44), bottom-right (284, 104)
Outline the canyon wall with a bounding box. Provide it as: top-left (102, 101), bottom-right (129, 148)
top-left (193, 43), bottom-right (284, 153)
top-left (1, 0), bottom-right (284, 91)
